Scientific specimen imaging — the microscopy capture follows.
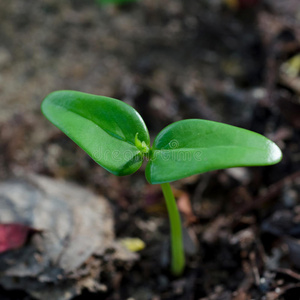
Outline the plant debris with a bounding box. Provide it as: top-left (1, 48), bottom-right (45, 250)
top-left (0, 174), bottom-right (136, 300)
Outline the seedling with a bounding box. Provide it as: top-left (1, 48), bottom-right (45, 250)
top-left (42, 90), bottom-right (282, 276)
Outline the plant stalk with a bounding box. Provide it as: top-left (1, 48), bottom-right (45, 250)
top-left (160, 182), bottom-right (185, 276)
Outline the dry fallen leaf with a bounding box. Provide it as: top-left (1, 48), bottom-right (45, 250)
top-left (0, 174), bottom-right (135, 300)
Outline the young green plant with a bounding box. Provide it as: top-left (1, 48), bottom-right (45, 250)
top-left (41, 90), bottom-right (282, 276)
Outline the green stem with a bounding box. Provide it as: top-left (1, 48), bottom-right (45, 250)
top-left (160, 182), bottom-right (185, 276)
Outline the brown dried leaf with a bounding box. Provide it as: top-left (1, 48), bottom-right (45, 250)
top-left (0, 174), bottom-right (115, 300)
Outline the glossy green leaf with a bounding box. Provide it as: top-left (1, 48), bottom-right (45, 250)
top-left (146, 119), bottom-right (282, 184)
top-left (42, 90), bottom-right (150, 176)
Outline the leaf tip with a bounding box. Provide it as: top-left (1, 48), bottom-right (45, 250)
top-left (267, 140), bottom-right (283, 165)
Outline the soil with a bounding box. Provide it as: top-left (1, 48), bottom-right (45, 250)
top-left (0, 0), bottom-right (300, 299)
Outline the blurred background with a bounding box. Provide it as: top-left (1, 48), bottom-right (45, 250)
top-left (0, 0), bottom-right (300, 299)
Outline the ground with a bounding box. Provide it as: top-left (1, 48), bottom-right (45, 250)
top-left (0, 0), bottom-right (300, 299)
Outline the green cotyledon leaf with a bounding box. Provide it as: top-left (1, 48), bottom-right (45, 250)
top-left (42, 91), bottom-right (150, 176)
top-left (146, 119), bottom-right (282, 184)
